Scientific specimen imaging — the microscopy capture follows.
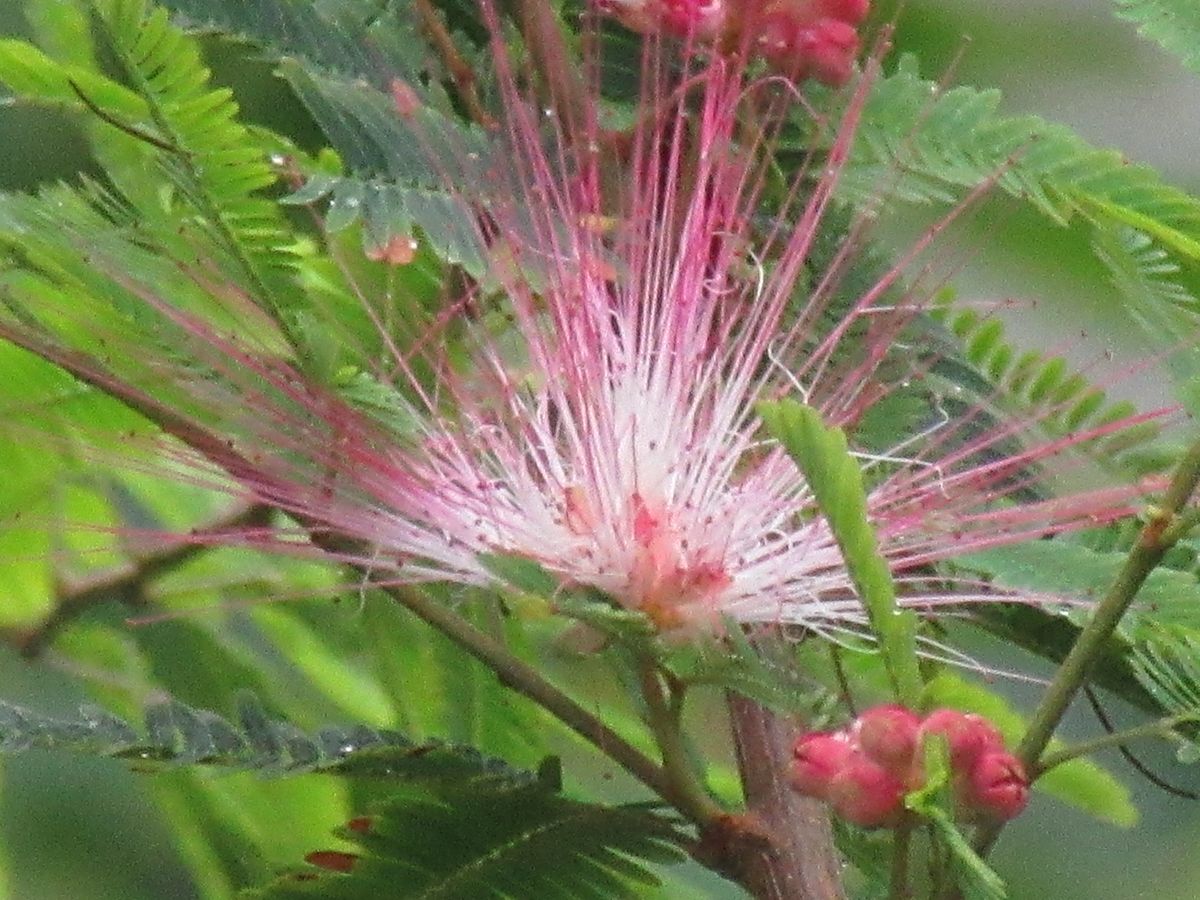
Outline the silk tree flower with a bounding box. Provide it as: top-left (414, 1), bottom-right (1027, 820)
top-left (0, 2), bottom-right (1164, 644)
top-left (600, 0), bottom-right (870, 84)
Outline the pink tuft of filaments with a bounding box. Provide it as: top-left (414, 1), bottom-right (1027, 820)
top-left (2, 1), bottom-right (1168, 642)
top-left (600, 0), bottom-right (871, 85)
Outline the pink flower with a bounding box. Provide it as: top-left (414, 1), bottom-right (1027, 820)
top-left (601, 0), bottom-right (870, 84)
top-left (3, 2), bottom-right (1164, 642)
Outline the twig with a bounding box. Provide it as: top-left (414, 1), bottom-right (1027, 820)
top-left (510, 0), bottom-right (590, 137)
top-left (1033, 716), bottom-right (1183, 777)
top-left (0, 327), bottom-right (693, 822)
top-left (888, 818), bottom-right (914, 900)
top-left (1082, 685), bottom-right (1199, 800)
top-left (971, 437), bottom-right (1200, 858)
top-left (372, 581), bottom-right (683, 813)
top-left (2, 503), bottom-right (273, 657)
top-left (413, 0), bottom-right (495, 128)
top-left (636, 655), bottom-right (725, 825)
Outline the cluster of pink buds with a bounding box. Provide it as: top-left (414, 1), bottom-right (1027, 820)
top-left (789, 706), bottom-right (1030, 828)
top-left (599, 0), bottom-right (870, 85)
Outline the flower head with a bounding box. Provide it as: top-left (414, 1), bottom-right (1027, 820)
top-left (3, 1), bottom-right (1164, 644)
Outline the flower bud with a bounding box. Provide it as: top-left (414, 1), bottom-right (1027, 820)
top-left (962, 751), bottom-right (1030, 822)
top-left (789, 731), bottom-right (854, 799)
top-left (853, 704), bottom-right (921, 779)
top-left (826, 752), bottom-right (906, 828)
top-left (920, 708), bottom-right (1004, 770)
top-left (659, 0), bottom-right (727, 38)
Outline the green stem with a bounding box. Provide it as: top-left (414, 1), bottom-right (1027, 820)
top-left (1032, 716), bottom-right (1186, 777)
top-left (888, 818), bottom-right (914, 900)
top-left (635, 655), bottom-right (726, 824)
top-left (972, 437), bottom-right (1200, 858)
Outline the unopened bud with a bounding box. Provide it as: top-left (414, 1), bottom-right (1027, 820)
top-left (789, 731), bottom-right (854, 800)
top-left (827, 752), bottom-right (906, 828)
top-left (920, 708), bottom-right (1004, 770)
top-left (963, 751), bottom-right (1030, 822)
top-left (853, 704), bottom-right (921, 779)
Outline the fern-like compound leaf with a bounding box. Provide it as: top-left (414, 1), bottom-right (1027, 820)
top-left (248, 782), bottom-right (687, 899)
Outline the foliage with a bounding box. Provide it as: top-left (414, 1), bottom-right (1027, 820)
top-left (1112, 0), bottom-right (1200, 74)
top-left (248, 785), bottom-right (686, 900)
top-left (0, 0), bottom-right (1199, 898)
top-left (0, 693), bottom-right (535, 781)
top-left (760, 399), bottom-right (923, 706)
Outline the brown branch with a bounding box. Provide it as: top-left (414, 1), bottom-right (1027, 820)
top-left (2, 502), bottom-right (273, 657)
top-left (725, 694), bottom-right (847, 900)
top-left (413, 0), bottom-right (496, 128)
top-left (510, 0), bottom-right (590, 138)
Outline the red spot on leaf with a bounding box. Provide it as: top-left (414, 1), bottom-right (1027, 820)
top-left (346, 816), bottom-right (373, 835)
top-left (305, 850), bottom-right (359, 873)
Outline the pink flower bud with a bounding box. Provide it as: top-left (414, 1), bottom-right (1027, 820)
top-left (827, 752), bottom-right (906, 828)
top-left (812, 0), bottom-right (870, 25)
top-left (962, 751), bottom-right (1030, 822)
top-left (853, 704), bottom-right (921, 779)
top-left (789, 731), bottom-right (854, 799)
top-left (755, 15), bottom-right (861, 85)
top-left (920, 709), bottom-right (1005, 770)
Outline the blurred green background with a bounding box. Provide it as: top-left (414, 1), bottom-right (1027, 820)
top-left (2, 1), bottom-right (1200, 897)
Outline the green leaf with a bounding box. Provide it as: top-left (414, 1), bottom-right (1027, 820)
top-left (1130, 625), bottom-right (1200, 724)
top-left (927, 291), bottom-right (1162, 473)
top-left (924, 673), bottom-right (1138, 827)
top-left (958, 540), bottom-right (1200, 629)
top-left (247, 782), bottom-right (688, 899)
top-left (478, 552), bottom-right (561, 598)
top-left (157, 0), bottom-right (493, 273)
top-left (1112, 0), bottom-right (1200, 75)
top-left (844, 59), bottom-right (1200, 266)
top-left (1091, 224), bottom-right (1200, 414)
top-left (926, 808), bottom-right (1007, 900)
top-left (0, 38), bottom-right (146, 115)
top-left (87, 0), bottom-right (304, 333)
top-left (759, 398), bottom-right (923, 705)
top-left (0, 693), bottom-right (536, 784)
top-left (665, 624), bottom-right (834, 717)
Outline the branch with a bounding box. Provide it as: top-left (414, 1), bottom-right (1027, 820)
top-left (509, 0), bottom-right (590, 137)
top-left (372, 581), bottom-right (683, 814)
top-left (1, 502), bottom-right (272, 657)
top-left (725, 694), bottom-right (846, 900)
top-left (1033, 716), bottom-right (1184, 776)
top-left (413, 0), bottom-right (495, 128)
